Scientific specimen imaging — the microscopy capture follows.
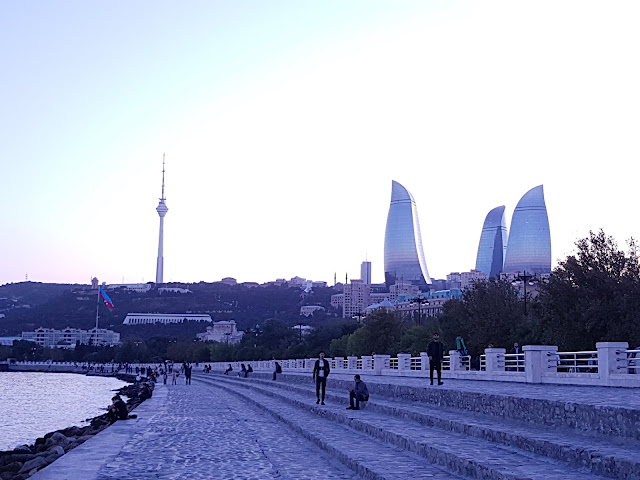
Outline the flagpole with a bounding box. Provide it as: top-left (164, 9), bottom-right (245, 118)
top-left (95, 286), bottom-right (100, 346)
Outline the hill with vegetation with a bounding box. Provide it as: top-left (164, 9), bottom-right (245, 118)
top-left (0, 281), bottom-right (340, 339)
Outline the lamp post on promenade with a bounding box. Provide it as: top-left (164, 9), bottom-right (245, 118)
top-left (410, 296), bottom-right (429, 326)
top-left (514, 271), bottom-right (538, 316)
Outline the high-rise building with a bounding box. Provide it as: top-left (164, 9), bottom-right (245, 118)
top-left (343, 280), bottom-right (371, 318)
top-left (503, 185), bottom-right (551, 274)
top-left (155, 155), bottom-right (168, 284)
top-left (475, 206), bottom-right (508, 278)
top-left (361, 261), bottom-right (372, 285)
top-left (384, 181), bottom-right (432, 288)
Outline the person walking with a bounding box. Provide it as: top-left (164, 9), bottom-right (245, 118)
top-left (427, 332), bottom-right (445, 386)
top-left (346, 374), bottom-right (369, 410)
top-left (185, 363), bottom-right (192, 385)
top-left (273, 360), bottom-right (281, 381)
top-left (313, 351), bottom-right (330, 405)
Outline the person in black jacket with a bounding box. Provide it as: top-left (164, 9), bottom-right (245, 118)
top-left (312, 351), bottom-right (330, 405)
top-left (107, 395), bottom-right (130, 424)
top-left (427, 332), bottom-right (445, 386)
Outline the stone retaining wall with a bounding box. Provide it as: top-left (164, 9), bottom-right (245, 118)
top-left (245, 371), bottom-right (640, 441)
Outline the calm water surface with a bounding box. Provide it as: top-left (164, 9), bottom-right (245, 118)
top-left (0, 372), bottom-right (128, 451)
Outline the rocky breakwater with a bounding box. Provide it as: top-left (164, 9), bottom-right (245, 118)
top-left (0, 376), bottom-right (154, 480)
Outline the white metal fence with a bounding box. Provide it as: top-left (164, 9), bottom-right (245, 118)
top-left (207, 342), bottom-right (640, 387)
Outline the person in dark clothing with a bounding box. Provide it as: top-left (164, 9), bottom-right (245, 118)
top-left (509, 342), bottom-right (523, 371)
top-left (185, 363), bottom-right (192, 385)
top-left (225, 364), bottom-right (233, 375)
top-left (139, 383), bottom-right (153, 401)
top-left (347, 374), bottom-right (369, 410)
top-left (239, 364), bottom-right (247, 377)
top-left (107, 395), bottom-right (130, 424)
top-left (246, 364), bottom-right (253, 377)
top-left (312, 351), bottom-right (330, 405)
top-left (273, 361), bottom-right (281, 380)
top-left (427, 332), bottom-right (445, 386)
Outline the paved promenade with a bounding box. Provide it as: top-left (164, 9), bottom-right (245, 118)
top-left (30, 372), bottom-right (640, 480)
top-left (32, 381), bottom-right (362, 480)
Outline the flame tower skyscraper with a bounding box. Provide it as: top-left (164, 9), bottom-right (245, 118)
top-left (155, 155), bottom-right (168, 284)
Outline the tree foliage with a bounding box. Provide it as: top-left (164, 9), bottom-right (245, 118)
top-left (439, 279), bottom-right (524, 356)
top-left (537, 230), bottom-right (640, 350)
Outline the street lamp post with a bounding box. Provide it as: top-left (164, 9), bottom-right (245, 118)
top-left (410, 296), bottom-right (429, 326)
top-left (514, 271), bottom-right (538, 315)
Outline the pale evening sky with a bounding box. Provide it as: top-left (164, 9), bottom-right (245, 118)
top-left (1, 1), bottom-right (639, 287)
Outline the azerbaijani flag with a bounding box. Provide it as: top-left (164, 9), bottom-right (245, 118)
top-left (99, 288), bottom-right (115, 310)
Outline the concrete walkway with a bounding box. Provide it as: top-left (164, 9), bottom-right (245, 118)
top-left (30, 373), bottom-right (640, 480)
top-left (31, 380), bottom-right (360, 480)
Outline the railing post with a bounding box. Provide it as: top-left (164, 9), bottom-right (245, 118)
top-left (373, 354), bottom-right (390, 375)
top-left (297, 359), bottom-right (304, 369)
top-left (361, 355), bottom-right (373, 371)
top-left (597, 342), bottom-right (629, 385)
top-left (334, 357), bottom-right (345, 370)
top-left (307, 358), bottom-right (317, 373)
top-left (448, 350), bottom-right (461, 375)
top-left (485, 348), bottom-right (506, 374)
top-left (347, 356), bottom-right (358, 371)
top-left (397, 353), bottom-right (411, 372)
top-left (420, 352), bottom-right (430, 374)
top-left (523, 345), bottom-right (557, 383)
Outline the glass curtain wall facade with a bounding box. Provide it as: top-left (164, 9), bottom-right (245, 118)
top-left (475, 206), bottom-right (508, 278)
top-left (384, 181), bottom-right (432, 288)
top-left (503, 185), bottom-right (551, 274)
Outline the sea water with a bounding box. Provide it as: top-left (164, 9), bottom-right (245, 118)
top-left (0, 372), bottom-right (128, 451)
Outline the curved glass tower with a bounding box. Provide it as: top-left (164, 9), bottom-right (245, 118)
top-left (475, 206), bottom-right (508, 278)
top-left (384, 181), bottom-right (432, 288)
top-left (503, 185), bottom-right (551, 274)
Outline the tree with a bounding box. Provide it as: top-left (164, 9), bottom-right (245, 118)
top-left (537, 230), bottom-right (640, 350)
top-left (338, 310), bottom-right (407, 356)
top-left (396, 326), bottom-right (435, 355)
top-left (439, 279), bottom-right (524, 355)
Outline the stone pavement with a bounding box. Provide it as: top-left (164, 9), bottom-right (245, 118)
top-left (32, 381), bottom-right (364, 480)
top-left (31, 372), bottom-right (640, 480)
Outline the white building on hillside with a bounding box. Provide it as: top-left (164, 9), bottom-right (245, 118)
top-left (106, 283), bottom-right (152, 293)
top-left (123, 313), bottom-right (212, 325)
top-left (158, 287), bottom-right (191, 294)
top-left (22, 327), bottom-right (121, 348)
top-left (196, 321), bottom-right (244, 344)
top-left (300, 305), bottom-right (325, 317)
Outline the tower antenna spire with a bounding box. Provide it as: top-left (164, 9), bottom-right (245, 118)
top-left (155, 154), bottom-right (169, 284)
top-left (161, 153), bottom-right (166, 201)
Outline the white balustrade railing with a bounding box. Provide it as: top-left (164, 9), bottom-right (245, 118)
top-left (7, 343), bottom-right (640, 387)
top-left (553, 350), bottom-right (598, 373)
top-left (202, 342), bottom-right (640, 387)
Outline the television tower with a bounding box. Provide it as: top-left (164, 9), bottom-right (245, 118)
top-left (155, 154), bottom-right (168, 284)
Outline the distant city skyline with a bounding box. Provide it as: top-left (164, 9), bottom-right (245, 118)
top-left (1, 2), bottom-right (640, 286)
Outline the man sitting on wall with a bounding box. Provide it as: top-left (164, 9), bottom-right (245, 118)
top-left (346, 374), bottom-right (369, 410)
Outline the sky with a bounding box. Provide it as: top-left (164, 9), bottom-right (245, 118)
top-left (1, 1), bottom-right (639, 287)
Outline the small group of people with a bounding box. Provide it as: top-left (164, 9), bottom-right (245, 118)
top-left (239, 363), bottom-right (253, 378)
top-left (312, 351), bottom-right (370, 410)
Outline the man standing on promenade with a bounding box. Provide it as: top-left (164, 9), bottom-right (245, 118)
top-left (185, 363), bottom-right (192, 385)
top-left (346, 374), bottom-right (369, 410)
top-left (313, 351), bottom-right (330, 405)
top-left (427, 332), bottom-right (445, 386)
